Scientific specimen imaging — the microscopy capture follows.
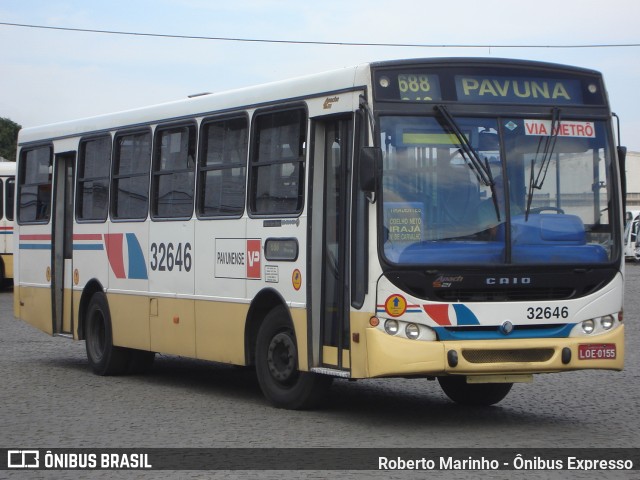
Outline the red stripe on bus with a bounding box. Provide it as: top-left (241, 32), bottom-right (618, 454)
top-left (73, 234), bottom-right (103, 241)
top-left (19, 234), bottom-right (52, 240)
top-left (103, 233), bottom-right (126, 279)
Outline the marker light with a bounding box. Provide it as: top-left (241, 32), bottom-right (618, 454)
top-left (588, 84), bottom-right (598, 94)
top-left (600, 315), bottom-right (615, 330)
top-left (379, 76), bottom-right (390, 88)
top-left (405, 323), bottom-right (420, 340)
top-left (582, 319), bottom-right (595, 334)
top-left (384, 319), bottom-right (399, 335)
top-left (369, 316), bottom-right (380, 327)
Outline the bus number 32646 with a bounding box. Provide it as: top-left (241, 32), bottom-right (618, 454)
top-left (526, 306), bottom-right (569, 320)
top-left (150, 242), bottom-right (192, 272)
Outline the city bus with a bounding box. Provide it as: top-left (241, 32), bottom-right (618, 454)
top-left (0, 161), bottom-right (15, 285)
top-left (14, 58), bottom-right (625, 409)
top-left (624, 209), bottom-right (640, 261)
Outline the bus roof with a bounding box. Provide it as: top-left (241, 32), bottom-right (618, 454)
top-left (18, 63), bottom-right (370, 146)
top-left (0, 162), bottom-right (16, 176)
top-left (17, 57), bottom-right (605, 147)
top-left (370, 57), bottom-right (603, 77)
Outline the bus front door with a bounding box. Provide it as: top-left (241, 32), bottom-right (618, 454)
top-left (51, 152), bottom-right (75, 336)
top-left (311, 116), bottom-right (353, 373)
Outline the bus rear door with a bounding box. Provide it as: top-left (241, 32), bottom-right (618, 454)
top-left (51, 152), bottom-right (75, 336)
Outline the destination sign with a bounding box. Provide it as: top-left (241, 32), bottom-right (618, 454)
top-left (373, 67), bottom-right (603, 106)
top-left (395, 73), bottom-right (441, 102)
top-left (264, 238), bottom-right (298, 261)
top-left (384, 202), bottom-right (424, 243)
top-left (455, 75), bottom-right (582, 104)
top-left (524, 119), bottom-right (596, 138)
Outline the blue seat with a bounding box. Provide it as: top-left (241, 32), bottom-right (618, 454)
top-left (392, 214), bottom-right (608, 265)
top-left (501, 214), bottom-right (608, 263)
top-left (397, 241), bottom-right (503, 264)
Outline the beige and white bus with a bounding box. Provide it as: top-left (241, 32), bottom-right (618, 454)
top-left (15, 58), bottom-right (626, 409)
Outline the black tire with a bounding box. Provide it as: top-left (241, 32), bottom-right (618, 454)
top-left (255, 305), bottom-right (332, 409)
top-left (85, 292), bottom-right (130, 376)
top-left (438, 376), bottom-right (512, 406)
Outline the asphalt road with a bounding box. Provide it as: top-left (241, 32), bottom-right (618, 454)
top-left (1, 268), bottom-right (639, 479)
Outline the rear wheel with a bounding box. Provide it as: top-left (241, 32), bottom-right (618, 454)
top-left (85, 292), bottom-right (130, 376)
top-left (438, 376), bottom-right (512, 406)
top-left (255, 305), bottom-right (332, 409)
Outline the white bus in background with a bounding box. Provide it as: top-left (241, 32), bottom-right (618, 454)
top-left (0, 161), bottom-right (15, 285)
top-left (624, 209), bottom-right (640, 261)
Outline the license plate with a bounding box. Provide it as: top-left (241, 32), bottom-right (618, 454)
top-left (578, 343), bottom-right (616, 360)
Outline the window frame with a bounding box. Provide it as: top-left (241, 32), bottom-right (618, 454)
top-left (5, 176), bottom-right (15, 222)
top-left (196, 113), bottom-right (249, 220)
top-left (17, 144), bottom-right (53, 225)
top-left (248, 105), bottom-right (308, 217)
top-left (150, 121), bottom-right (197, 221)
top-left (110, 128), bottom-right (153, 222)
top-left (76, 134), bottom-right (112, 223)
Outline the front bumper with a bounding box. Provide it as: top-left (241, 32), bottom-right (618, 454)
top-left (363, 323), bottom-right (624, 378)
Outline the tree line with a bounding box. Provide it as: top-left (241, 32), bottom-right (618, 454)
top-left (0, 117), bottom-right (21, 161)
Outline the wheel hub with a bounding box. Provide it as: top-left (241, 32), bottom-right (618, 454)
top-left (267, 332), bottom-right (296, 382)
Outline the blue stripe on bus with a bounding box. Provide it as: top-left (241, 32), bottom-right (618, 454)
top-left (434, 323), bottom-right (574, 341)
top-left (19, 244), bottom-right (52, 250)
top-left (126, 233), bottom-right (148, 280)
top-left (73, 244), bottom-right (104, 251)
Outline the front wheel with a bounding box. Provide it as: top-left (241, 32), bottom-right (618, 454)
top-left (85, 292), bottom-right (130, 376)
top-left (255, 306), bottom-right (332, 409)
top-left (438, 376), bottom-right (512, 406)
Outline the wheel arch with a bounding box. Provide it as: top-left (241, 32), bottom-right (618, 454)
top-left (77, 279), bottom-right (105, 340)
top-left (244, 287), bottom-right (290, 367)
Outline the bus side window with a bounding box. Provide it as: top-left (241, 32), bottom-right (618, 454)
top-left (77, 135), bottom-right (111, 222)
top-left (250, 108), bottom-right (306, 215)
top-left (151, 124), bottom-right (197, 219)
top-left (197, 116), bottom-right (248, 218)
top-left (18, 146), bottom-right (52, 223)
top-left (6, 177), bottom-right (15, 221)
top-left (112, 130), bottom-right (152, 220)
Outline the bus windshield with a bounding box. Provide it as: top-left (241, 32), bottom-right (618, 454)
top-left (380, 114), bottom-right (616, 266)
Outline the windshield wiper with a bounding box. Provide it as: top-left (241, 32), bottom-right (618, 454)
top-left (435, 105), bottom-right (494, 187)
top-left (525, 107), bottom-right (562, 220)
top-left (435, 105), bottom-right (500, 221)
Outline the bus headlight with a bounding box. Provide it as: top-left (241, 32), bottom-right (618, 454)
top-left (582, 319), bottom-right (595, 334)
top-left (600, 315), bottom-right (615, 330)
top-left (405, 323), bottom-right (420, 340)
top-left (384, 319), bottom-right (399, 335)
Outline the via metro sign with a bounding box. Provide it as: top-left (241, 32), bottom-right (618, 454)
top-left (524, 119), bottom-right (596, 138)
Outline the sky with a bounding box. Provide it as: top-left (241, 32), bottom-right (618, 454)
top-left (1, 0), bottom-right (640, 150)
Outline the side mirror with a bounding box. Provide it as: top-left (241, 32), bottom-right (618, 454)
top-left (618, 145), bottom-right (627, 164)
top-left (359, 146), bottom-right (382, 193)
top-left (618, 146), bottom-right (627, 215)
